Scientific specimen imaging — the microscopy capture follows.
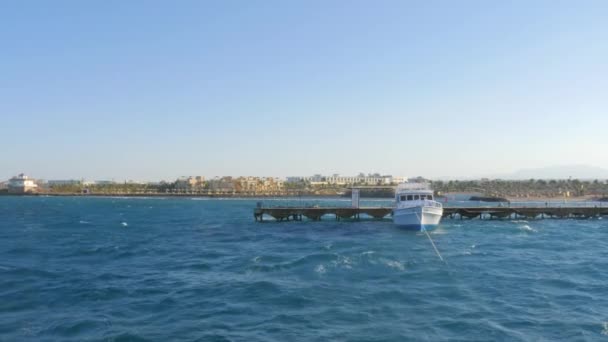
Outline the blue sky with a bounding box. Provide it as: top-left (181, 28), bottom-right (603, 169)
top-left (1, 1), bottom-right (607, 181)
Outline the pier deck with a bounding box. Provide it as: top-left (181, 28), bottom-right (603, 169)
top-left (254, 206), bottom-right (608, 222)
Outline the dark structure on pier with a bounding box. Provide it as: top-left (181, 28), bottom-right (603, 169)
top-left (442, 206), bottom-right (608, 219)
top-left (254, 206), bottom-right (608, 222)
top-left (254, 207), bottom-right (393, 221)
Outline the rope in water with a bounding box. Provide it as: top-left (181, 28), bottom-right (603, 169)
top-left (423, 228), bottom-right (446, 264)
top-left (415, 211), bottom-right (447, 264)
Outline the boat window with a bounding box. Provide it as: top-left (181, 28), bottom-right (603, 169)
top-left (400, 195), bottom-right (406, 201)
top-left (407, 195), bottom-right (413, 201)
top-left (420, 195), bottom-right (426, 200)
top-left (428, 195), bottom-right (433, 200)
top-left (414, 195), bottom-right (420, 200)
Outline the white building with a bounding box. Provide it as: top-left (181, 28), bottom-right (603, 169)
top-left (286, 175), bottom-right (327, 185)
top-left (326, 175), bottom-right (387, 185)
top-left (392, 176), bottom-right (407, 184)
top-left (8, 174), bottom-right (38, 193)
top-left (287, 174), bottom-right (407, 186)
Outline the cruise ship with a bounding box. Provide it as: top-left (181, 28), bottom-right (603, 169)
top-left (393, 183), bottom-right (443, 230)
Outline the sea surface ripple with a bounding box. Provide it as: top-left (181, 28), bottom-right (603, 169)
top-left (1, 196), bottom-right (607, 341)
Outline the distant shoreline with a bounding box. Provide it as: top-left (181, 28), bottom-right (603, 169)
top-left (0, 192), bottom-right (603, 202)
top-left (0, 192), bottom-right (339, 199)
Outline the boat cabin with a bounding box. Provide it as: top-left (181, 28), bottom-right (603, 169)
top-left (394, 183), bottom-right (436, 203)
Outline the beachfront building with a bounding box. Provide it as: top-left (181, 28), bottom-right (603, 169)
top-left (8, 174), bottom-right (38, 193)
top-left (286, 174), bottom-right (325, 185)
top-left (175, 176), bottom-right (205, 189)
top-left (392, 176), bottom-right (406, 184)
top-left (235, 177), bottom-right (284, 192)
top-left (262, 177), bottom-right (284, 191)
top-left (238, 177), bottom-right (258, 191)
top-left (287, 174), bottom-right (406, 186)
top-left (325, 174), bottom-right (389, 185)
top-left (207, 177), bottom-right (235, 192)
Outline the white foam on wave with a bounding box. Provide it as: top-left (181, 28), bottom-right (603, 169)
top-left (361, 251), bottom-right (378, 265)
top-left (79, 220), bottom-right (90, 224)
top-left (106, 196), bottom-right (168, 200)
top-left (602, 322), bottom-right (608, 336)
top-left (518, 224), bottom-right (536, 232)
top-left (332, 255), bottom-right (353, 269)
top-left (252, 256), bottom-right (261, 263)
top-left (315, 264), bottom-right (326, 274)
top-left (384, 259), bottom-right (405, 271)
top-left (462, 245), bottom-right (476, 256)
top-left (121, 222), bottom-right (128, 227)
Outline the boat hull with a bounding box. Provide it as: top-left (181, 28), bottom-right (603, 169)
top-left (393, 205), bottom-right (443, 231)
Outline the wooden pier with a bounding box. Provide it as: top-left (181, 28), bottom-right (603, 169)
top-left (254, 206), bottom-right (608, 222)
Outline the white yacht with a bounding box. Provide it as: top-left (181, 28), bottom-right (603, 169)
top-left (393, 183), bottom-right (443, 230)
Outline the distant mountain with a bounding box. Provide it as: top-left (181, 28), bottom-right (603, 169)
top-left (493, 165), bottom-right (608, 180)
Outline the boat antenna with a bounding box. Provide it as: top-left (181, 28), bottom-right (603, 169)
top-left (422, 227), bottom-right (447, 265)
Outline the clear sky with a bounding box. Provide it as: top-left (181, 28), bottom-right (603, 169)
top-left (1, 1), bottom-right (607, 181)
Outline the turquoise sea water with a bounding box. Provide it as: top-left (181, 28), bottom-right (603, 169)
top-left (1, 196), bottom-right (607, 341)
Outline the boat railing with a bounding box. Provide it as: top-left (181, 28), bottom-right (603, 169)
top-left (424, 200), bottom-right (443, 208)
top-left (396, 182), bottom-right (431, 191)
top-left (395, 200), bottom-right (443, 208)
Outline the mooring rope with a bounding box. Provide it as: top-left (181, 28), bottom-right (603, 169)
top-left (423, 228), bottom-right (446, 265)
top-left (413, 211), bottom-right (447, 264)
